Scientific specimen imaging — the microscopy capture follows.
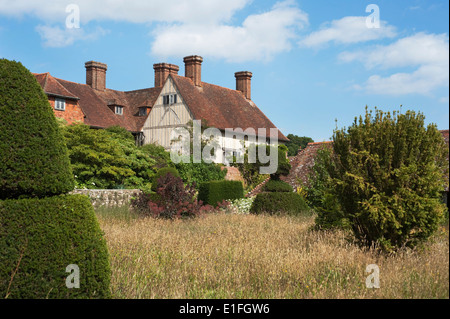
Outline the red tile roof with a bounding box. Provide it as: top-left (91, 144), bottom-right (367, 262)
top-left (171, 74), bottom-right (289, 142)
top-left (33, 72), bottom-right (79, 100)
top-left (33, 71), bottom-right (288, 141)
top-left (281, 141), bottom-right (332, 189)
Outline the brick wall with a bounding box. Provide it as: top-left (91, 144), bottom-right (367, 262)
top-left (49, 97), bottom-right (84, 125)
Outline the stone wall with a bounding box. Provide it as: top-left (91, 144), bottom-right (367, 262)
top-left (70, 189), bottom-right (142, 207)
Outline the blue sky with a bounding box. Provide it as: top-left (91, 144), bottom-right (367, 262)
top-left (0, 0), bottom-right (448, 142)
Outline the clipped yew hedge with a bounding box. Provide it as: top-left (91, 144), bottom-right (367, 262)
top-left (262, 180), bottom-right (294, 193)
top-left (0, 59), bottom-right (74, 199)
top-left (0, 58), bottom-right (110, 299)
top-left (250, 192), bottom-right (309, 215)
top-left (198, 180), bottom-right (244, 206)
top-left (0, 195), bottom-right (111, 299)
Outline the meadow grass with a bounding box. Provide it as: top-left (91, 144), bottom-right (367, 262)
top-left (95, 206), bottom-right (449, 299)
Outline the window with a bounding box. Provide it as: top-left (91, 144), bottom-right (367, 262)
top-left (55, 98), bottom-right (66, 111)
top-left (139, 107), bottom-right (147, 116)
top-left (115, 106), bottom-right (123, 115)
top-left (163, 94), bottom-right (177, 105)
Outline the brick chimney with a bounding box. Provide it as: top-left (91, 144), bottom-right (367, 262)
top-left (85, 61), bottom-right (107, 91)
top-left (154, 63), bottom-right (179, 88)
top-left (235, 71), bottom-right (252, 100)
top-left (184, 55), bottom-right (203, 87)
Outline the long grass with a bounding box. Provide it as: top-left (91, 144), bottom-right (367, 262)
top-left (95, 206), bottom-right (449, 299)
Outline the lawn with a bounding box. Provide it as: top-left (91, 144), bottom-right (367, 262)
top-left (95, 206), bottom-right (449, 299)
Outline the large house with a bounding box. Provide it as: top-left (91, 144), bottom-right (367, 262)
top-left (33, 55), bottom-right (288, 164)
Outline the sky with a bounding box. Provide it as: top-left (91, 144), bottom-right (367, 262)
top-left (0, 0), bottom-right (448, 142)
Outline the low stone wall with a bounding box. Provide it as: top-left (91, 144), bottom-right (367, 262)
top-left (70, 189), bottom-right (142, 207)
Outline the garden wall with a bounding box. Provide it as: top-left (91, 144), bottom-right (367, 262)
top-left (70, 189), bottom-right (142, 207)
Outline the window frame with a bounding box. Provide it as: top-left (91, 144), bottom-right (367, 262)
top-left (115, 106), bottom-right (123, 115)
top-left (55, 98), bottom-right (66, 111)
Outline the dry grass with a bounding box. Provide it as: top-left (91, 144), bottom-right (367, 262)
top-left (96, 207), bottom-right (449, 299)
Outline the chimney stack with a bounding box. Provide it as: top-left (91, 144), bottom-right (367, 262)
top-left (235, 71), bottom-right (252, 100)
top-left (154, 63), bottom-right (179, 88)
top-left (85, 61), bottom-right (107, 91)
top-left (184, 55), bottom-right (203, 87)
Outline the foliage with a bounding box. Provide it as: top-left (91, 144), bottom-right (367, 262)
top-left (61, 124), bottom-right (173, 190)
top-left (286, 134), bottom-right (314, 156)
top-left (271, 144), bottom-right (291, 180)
top-left (0, 58), bottom-right (74, 199)
top-left (263, 180), bottom-right (294, 193)
top-left (0, 194), bottom-right (111, 299)
top-left (232, 144), bottom-right (290, 190)
top-left (305, 145), bottom-right (349, 230)
top-left (229, 197), bottom-right (255, 214)
top-left (198, 180), bottom-right (244, 207)
top-left (151, 167), bottom-right (180, 192)
top-left (310, 107), bottom-right (448, 251)
top-left (250, 192), bottom-right (309, 215)
top-left (175, 159), bottom-right (227, 189)
top-left (142, 173), bottom-right (208, 219)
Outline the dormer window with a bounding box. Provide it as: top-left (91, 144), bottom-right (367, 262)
top-left (55, 98), bottom-right (66, 111)
top-left (115, 106), bottom-right (123, 115)
top-left (163, 94), bottom-right (177, 105)
top-left (139, 107), bottom-right (148, 117)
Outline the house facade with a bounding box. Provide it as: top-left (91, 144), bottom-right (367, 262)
top-left (34, 55), bottom-right (288, 164)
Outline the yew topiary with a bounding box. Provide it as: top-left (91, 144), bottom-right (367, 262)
top-left (0, 59), bottom-right (74, 199)
top-left (0, 59), bottom-right (110, 298)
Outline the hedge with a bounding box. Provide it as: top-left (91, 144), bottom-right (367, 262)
top-left (262, 180), bottom-right (293, 193)
top-left (198, 180), bottom-right (244, 206)
top-left (0, 59), bottom-right (74, 199)
top-left (250, 192), bottom-right (309, 215)
top-left (0, 195), bottom-right (111, 299)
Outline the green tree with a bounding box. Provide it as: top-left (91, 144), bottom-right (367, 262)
top-left (61, 123), bottom-right (135, 189)
top-left (310, 107), bottom-right (448, 251)
top-left (286, 134), bottom-right (314, 156)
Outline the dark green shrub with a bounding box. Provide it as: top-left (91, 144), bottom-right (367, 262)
top-left (263, 180), bottom-right (293, 192)
top-left (0, 59), bottom-right (74, 199)
top-left (198, 180), bottom-right (244, 207)
top-left (0, 195), bottom-right (111, 299)
top-left (250, 192), bottom-right (309, 215)
top-left (311, 107), bottom-right (448, 251)
top-left (151, 167), bottom-right (180, 192)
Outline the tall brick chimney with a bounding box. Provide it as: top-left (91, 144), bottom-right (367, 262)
top-left (154, 63), bottom-right (179, 88)
top-left (235, 71), bottom-right (252, 100)
top-left (85, 61), bottom-right (107, 91)
top-left (184, 55), bottom-right (203, 87)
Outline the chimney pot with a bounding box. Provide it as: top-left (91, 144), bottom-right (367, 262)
top-left (235, 71), bottom-right (252, 100)
top-left (184, 55), bottom-right (203, 87)
top-left (85, 61), bottom-right (107, 91)
top-left (154, 63), bottom-right (179, 87)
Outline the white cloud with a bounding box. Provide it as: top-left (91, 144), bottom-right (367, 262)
top-left (299, 16), bottom-right (397, 48)
top-left (150, 1), bottom-right (308, 62)
top-left (339, 33), bottom-right (449, 95)
top-left (35, 25), bottom-right (108, 48)
top-left (0, 0), bottom-right (251, 25)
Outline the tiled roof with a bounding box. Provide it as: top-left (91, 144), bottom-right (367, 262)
top-left (33, 72), bottom-right (288, 140)
top-left (281, 141), bottom-right (332, 189)
top-left (171, 74), bottom-right (289, 142)
top-left (33, 72), bottom-right (79, 100)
